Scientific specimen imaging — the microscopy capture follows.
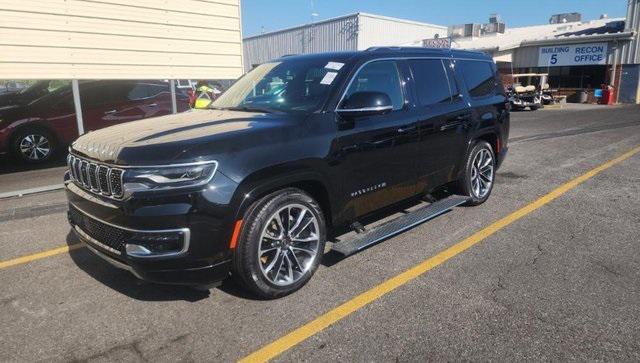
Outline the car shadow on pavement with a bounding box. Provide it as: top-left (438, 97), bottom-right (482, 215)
top-left (321, 188), bottom-right (457, 268)
top-left (65, 230), bottom-right (211, 302)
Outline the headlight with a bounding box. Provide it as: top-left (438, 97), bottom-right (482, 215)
top-left (123, 161), bottom-right (218, 192)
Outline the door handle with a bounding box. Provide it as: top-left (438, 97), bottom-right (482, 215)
top-left (104, 109), bottom-right (117, 115)
top-left (397, 125), bottom-right (417, 133)
top-left (148, 103), bottom-right (158, 107)
top-left (440, 123), bottom-right (459, 131)
top-left (455, 113), bottom-right (473, 121)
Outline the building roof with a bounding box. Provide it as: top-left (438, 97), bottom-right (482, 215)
top-left (243, 12), bottom-right (446, 40)
top-left (449, 17), bottom-right (629, 52)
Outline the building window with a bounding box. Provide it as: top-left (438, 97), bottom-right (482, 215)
top-left (528, 65), bottom-right (608, 89)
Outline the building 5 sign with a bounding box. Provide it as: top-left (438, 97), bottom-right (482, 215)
top-left (538, 43), bottom-right (608, 67)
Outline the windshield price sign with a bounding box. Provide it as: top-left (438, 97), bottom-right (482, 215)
top-left (538, 43), bottom-right (608, 67)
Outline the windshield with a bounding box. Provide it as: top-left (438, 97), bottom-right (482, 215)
top-left (20, 80), bottom-right (70, 101)
top-left (212, 57), bottom-right (347, 113)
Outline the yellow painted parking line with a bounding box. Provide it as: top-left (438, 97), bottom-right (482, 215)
top-left (239, 144), bottom-right (640, 363)
top-left (0, 243), bottom-right (84, 270)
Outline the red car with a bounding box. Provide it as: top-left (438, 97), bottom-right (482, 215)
top-left (0, 80), bottom-right (190, 163)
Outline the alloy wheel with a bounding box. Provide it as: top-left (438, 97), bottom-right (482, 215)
top-left (258, 204), bottom-right (320, 286)
top-left (470, 148), bottom-right (494, 199)
top-left (19, 134), bottom-right (51, 161)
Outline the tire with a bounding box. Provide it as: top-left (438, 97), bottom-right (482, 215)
top-left (232, 188), bottom-right (326, 299)
top-left (11, 128), bottom-right (57, 164)
top-left (455, 140), bottom-right (496, 206)
top-left (530, 106), bottom-right (539, 111)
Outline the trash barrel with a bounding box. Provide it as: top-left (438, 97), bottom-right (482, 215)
top-left (577, 90), bottom-right (588, 103)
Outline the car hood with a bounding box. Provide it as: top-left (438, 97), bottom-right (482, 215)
top-left (71, 109), bottom-right (304, 165)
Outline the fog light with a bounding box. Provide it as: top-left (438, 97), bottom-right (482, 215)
top-left (125, 244), bottom-right (152, 256)
top-left (125, 233), bottom-right (184, 257)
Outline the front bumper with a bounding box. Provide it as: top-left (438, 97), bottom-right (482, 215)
top-left (509, 96), bottom-right (541, 108)
top-left (65, 169), bottom-right (240, 286)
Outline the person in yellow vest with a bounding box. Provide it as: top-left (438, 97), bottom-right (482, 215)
top-left (193, 81), bottom-right (215, 109)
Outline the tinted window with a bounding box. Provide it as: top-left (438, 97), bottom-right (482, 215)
top-left (127, 84), bottom-right (149, 100)
top-left (409, 59), bottom-right (453, 105)
top-left (458, 60), bottom-right (496, 98)
top-left (127, 83), bottom-right (168, 100)
top-left (343, 60), bottom-right (404, 110)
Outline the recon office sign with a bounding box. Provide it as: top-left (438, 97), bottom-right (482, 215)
top-left (538, 42), bottom-right (609, 67)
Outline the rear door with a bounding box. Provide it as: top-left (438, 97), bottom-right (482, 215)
top-left (407, 58), bottom-right (472, 191)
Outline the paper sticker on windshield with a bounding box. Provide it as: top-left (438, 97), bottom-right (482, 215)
top-left (320, 72), bottom-right (338, 85)
top-left (325, 62), bottom-right (344, 71)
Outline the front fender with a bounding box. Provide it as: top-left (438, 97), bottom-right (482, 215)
top-left (228, 162), bottom-right (337, 222)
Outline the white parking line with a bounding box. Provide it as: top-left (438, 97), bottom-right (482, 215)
top-left (0, 184), bottom-right (65, 199)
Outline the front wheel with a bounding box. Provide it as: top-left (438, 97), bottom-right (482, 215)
top-left (455, 141), bottom-right (496, 206)
top-left (12, 128), bottom-right (56, 163)
top-left (232, 188), bottom-right (326, 299)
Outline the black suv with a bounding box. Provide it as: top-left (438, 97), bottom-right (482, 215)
top-left (65, 48), bottom-right (509, 298)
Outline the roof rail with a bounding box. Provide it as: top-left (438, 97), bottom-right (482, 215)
top-left (365, 46), bottom-right (450, 53)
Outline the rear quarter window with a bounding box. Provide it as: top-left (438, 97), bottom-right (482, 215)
top-left (458, 60), bottom-right (497, 98)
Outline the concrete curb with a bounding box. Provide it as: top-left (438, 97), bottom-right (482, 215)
top-left (0, 184), bottom-right (65, 199)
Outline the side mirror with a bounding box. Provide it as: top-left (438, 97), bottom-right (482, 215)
top-left (337, 91), bottom-right (393, 118)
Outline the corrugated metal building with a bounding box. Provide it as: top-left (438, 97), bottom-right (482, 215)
top-left (0, 0), bottom-right (244, 80)
top-left (619, 0), bottom-right (640, 103)
top-left (243, 12), bottom-right (446, 71)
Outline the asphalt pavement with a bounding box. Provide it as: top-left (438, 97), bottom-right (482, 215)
top-left (1, 104), bottom-right (639, 361)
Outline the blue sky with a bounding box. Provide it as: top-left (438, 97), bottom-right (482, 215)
top-left (241, 0), bottom-right (628, 37)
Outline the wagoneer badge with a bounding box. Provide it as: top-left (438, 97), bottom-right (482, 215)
top-left (350, 182), bottom-right (387, 198)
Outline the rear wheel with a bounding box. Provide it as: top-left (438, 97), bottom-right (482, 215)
top-left (12, 128), bottom-right (56, 163)
top-left (455, 140), bottom-right (495, 206)
top-left (232, 188), bottom-right (326, 299)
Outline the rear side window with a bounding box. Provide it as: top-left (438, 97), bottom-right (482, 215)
top-left (127, 83), bottom-right (168, 100)
top-left (344, 60), bottom-right (404, 110)
top-left (409, 59), bottom-right (453, 106)
top-left (458, 60), bottom-right (496, 98)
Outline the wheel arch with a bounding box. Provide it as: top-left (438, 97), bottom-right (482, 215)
top-left (9, 120), bottom-right (60, 147)
top-left (231, 167), bottom-right (336, 230)
top-left (8, 120), bottom-right (61, 159)
top-left (476, 132), bottom-right (499, 154)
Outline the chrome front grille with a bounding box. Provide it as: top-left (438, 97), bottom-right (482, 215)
top-left (68, 154), bottom-right (124, 199)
